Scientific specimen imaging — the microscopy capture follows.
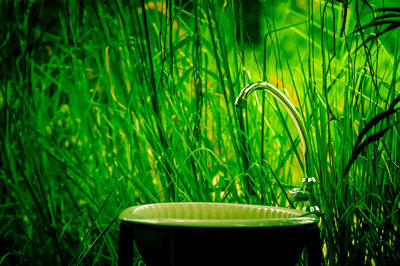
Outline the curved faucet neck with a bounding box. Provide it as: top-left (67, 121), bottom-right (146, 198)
top-left (235, 82), bottom-right (311, 178)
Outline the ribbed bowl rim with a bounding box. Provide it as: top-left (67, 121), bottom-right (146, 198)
top-left (119, 202), bottom-right (319, 227)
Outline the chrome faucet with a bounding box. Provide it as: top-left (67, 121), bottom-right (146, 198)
top-left (235, 82), bottom-right (320, 214)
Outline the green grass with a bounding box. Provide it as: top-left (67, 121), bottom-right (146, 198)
top-left (1, 0), bottom-right (400, 265)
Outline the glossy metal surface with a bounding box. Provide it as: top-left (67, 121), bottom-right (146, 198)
top-left (235, 82), bottom-right (320, 212)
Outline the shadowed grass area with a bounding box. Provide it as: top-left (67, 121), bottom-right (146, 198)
top-left (1, 0), bottom-right (399, 265)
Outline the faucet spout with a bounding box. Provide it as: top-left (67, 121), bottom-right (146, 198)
top-left (235, 82), bottom-right (308, 166)
top-left (235, 82), bottom-right (320, 214)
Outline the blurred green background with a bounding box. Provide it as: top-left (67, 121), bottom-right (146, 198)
top-left (1, 0), bottom-right (400, 264)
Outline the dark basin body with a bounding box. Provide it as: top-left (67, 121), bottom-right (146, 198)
top-left (118, 203), bottom-right (321, 266)
top-left (120, 221), bottom-right (320, 266)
